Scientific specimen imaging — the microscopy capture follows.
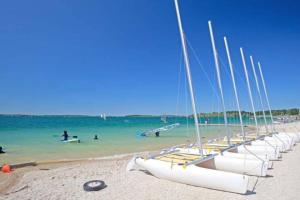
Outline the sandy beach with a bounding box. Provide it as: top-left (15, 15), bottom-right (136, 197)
top-left (1, 122), bottom-right (300, 200)
top-left (1, 0), bottom-right (299, 199)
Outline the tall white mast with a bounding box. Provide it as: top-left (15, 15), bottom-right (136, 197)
top-left (174, 0), bottom-right (202, 153)
top-left (240, 48), bottom-right (259, 135)
top-left (250, 56), bottom-right (269, 134)
top-left (208, 21), bottom-right (230, 144)
top-left (224, 37), bottom-right (245, 141)
top-left (257, 62), bottom-right (276, 132)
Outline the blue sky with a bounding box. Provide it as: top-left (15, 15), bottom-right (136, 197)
top-left (0, 0), bottom-right (299, 115)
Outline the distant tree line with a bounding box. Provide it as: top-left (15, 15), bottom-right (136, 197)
top-left (266, 108), bottom-right (300, 116)
top-left (125, 109), bottom-right (300, 118)
top-left (199, 108), bottom-right (300, 117)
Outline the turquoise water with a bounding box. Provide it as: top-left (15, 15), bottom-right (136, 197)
top-left (0, 115), bottom-right (265, 164)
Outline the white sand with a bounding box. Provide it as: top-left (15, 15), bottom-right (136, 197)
top-left (1, 122), bottom-right (300, 200)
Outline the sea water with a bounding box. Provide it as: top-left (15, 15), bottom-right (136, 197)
top-left (0, 115), bottom-right (264, 164)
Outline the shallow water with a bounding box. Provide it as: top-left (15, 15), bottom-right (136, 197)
top-left (0, 115), bottom-right (265, 164)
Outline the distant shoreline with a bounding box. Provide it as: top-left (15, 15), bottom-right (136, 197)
top-left (0, 108), bottom-right (299, 118)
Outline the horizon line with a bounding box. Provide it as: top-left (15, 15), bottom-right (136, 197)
top-left (0, 107), bottom-right (299, 117)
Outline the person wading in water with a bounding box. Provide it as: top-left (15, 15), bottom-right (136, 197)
top-left (62, 130), bottom-right (69, 141)
top-left (0, 146), bottom-right (5, 154)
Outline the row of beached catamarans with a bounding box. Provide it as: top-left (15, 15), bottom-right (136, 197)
top-left (127, 125), bottom-right (300, 194)
top-left (126, 0), bottom-right (299, 194)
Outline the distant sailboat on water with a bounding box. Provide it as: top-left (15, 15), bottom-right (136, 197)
top-left (137, 123), bottom-right (180, 137)
top-left (100, 113), bottom-right (106, 120)
top-left (161, 114), bottom-right (167, 123)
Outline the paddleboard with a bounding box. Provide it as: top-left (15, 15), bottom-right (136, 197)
top-left (62, 138), bottom-right (80, 143)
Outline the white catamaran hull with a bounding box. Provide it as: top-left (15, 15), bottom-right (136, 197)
top-left (251, 140), bottom-right (283, 153)
top-left (213, 155), bottom-right (268, 177)
top-left (276, 135), bottom-right (296, 146)
top-left (274, 133), bottom-right (295, 142)
top-left (221, 151), bottom-right (273, 169)
top-left (176, 148), bottom-right (268, 176)
top-left (277, 132), bottom-right (299, 143)
top-left (265, 137), bottom-right (292, 151)
top-left (264, 136), bottom-right (293, 151)
top-left (237, 145), bottom-right (279, 160)
top-left (177, 147), bottom-right (269, 161)
top-left (283, 132), bottom-right (300, 141)
top-left (127, 157), bottom-right (249, 194)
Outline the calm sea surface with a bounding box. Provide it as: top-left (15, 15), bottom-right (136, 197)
top-left (0, 115), bottom-right (266, 164)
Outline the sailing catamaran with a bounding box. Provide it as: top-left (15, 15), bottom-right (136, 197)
top-left (100, 113), bottom-right (107, 120)
top-left (203, 43), bottom-right (282, 161)
top-left (161, 114), bottom-right (167, 123)
top-left (126, 0), bottom-right (299, 194)
top-left (239, 50), bottom-right (294, 152)
top-left (127, 0), bottom-right (250, 194)
top-left (257, 62), bottom-right (300, 143)
top-left (183, 22), bottom-right (273, 165)
top-left (168, 13), bottom-right (271, 179)
top-left (137, 123), bottom-right (180, 137)
top-left (194, 21), bottom-right (270, 174)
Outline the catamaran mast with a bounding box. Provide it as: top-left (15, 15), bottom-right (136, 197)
top-left (250, 56), bottom-right (269, 134)
top-left (240, 48), bottom-right (259, 136)
top-left (208, 21), bottom-right (230, 145)
top-left (224, 37), bottom-right (245, 141)
top-left (257, 62), bottom-right (276, 132)
top-left (174, 0), bottom-right (202, 153)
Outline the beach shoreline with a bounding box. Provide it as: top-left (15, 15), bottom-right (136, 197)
top-left (1, 122), bottom-right (300, 199)
top-left (0, 151), bottom-right (152, 195)
top-left (1, 115), bottom-right (254, 165)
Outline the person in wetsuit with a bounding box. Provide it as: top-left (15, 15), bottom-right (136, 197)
top-left (155, 131), bottom-right (160, 137)
top-left (94, 134), bottom-right (99, 140)
top-left (0, 146), bottom-right (5, 154)
top-left (140, 132), bottom-right (146, 137)
top-left (62, 130), bottom-right (69, 141)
